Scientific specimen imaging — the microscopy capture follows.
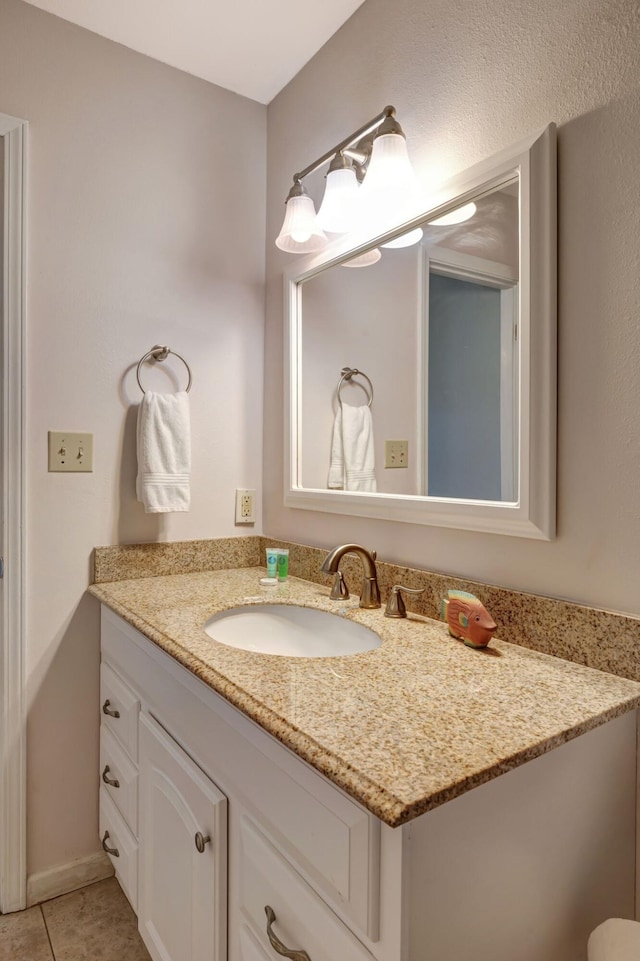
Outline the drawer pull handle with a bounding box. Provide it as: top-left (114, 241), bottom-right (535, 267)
top-left (264, 906), bottom-right (311, 961)
top-left (102, 765), bottom-right (120, 788)
top-left (194, 832), bottom-right (211, 853)
top-left (101, 831), bottom-right (119, 857)
top-left (102, 699), bottom-right (120, 718)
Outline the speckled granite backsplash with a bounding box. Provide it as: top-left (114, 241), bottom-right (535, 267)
top-left (93, 536), bottom-right (261, 583)
top-left (93, 535), bottom-right (640, 683)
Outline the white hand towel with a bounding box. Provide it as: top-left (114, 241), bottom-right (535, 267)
top-left (588, 919), bottom-right (640, 961)
top-left (136, 391), bottom-right (191, 513)
top-left (328, 406), bottom-right (345, 489)
top-left (327, 403), bottom-right (377, 493)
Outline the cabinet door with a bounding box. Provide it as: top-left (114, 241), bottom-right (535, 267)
top-left (139, 713), bottom-right (227, 961)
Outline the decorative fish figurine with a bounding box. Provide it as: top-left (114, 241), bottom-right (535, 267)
top-left (441, 590), bottom-right (497, 649)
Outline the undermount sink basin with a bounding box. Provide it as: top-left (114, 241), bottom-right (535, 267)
top-left (203, 604), bottom-right (381, 658)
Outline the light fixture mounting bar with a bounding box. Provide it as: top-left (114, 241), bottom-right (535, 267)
top-left (292, 105), bottom-right (396, 184)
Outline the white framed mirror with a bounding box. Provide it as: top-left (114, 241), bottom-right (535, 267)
top-left (284, 124), bottom-right (556, 539)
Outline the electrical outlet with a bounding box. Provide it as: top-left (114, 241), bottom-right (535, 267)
top-left (235, 488), bottom-right (256, 524)
top-left (48, 431), bottom-right (94, 472)
top-left (384, 440), bottom-right (408, 469)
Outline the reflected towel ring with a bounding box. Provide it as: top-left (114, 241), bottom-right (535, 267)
top-left (337, 367), bottom-right (373, 408)
top-left (136, 345), bottom-right (192, 394)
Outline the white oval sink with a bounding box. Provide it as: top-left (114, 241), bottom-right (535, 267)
top-left (204, 604), bottom-right (381, 658)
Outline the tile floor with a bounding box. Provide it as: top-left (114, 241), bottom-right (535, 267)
top-left (0, 877), bottom-right (151, 960)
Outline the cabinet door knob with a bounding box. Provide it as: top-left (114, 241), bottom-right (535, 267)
top-left (264, 906), bottom-right (311, 961)
top-left (194, 832), bottom-right (211, 853)
top-left (101, 831), bottom-right (119, 857)
top-left (102, 765), bottom-right (120, 788)
top-left (102, 699), bottom-right (120, 718)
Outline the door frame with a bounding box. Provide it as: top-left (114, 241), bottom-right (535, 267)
top-left (420, 245), bottom-right (519, 498)
top-left (0, 112), bottom-right (27, 913)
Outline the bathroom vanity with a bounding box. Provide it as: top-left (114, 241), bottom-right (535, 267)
top-left (91, 568), bottom-right (640, 961)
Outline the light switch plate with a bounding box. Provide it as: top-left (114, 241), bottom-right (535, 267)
top-left (48, 431), bottom-right (94, 472)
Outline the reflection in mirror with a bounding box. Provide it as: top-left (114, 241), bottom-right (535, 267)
top-left (298, 178), bottom-right (519, 503)
top-left (425, 178), bottom-right (519, 501)
top-left (285, 124), bottom-right (556, 539)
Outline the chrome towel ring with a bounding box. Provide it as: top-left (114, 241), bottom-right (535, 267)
top-left (136, 345), bottom-right (192, 394)
top-left (337, 367), bottom-right (373, 408)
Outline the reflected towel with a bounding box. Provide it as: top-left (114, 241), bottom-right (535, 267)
top-left (327, 404), bottom-right (377, 493)
top-left (328, 407), bottom-right (345, 489)
top-left (136, 391), bottom-right (191, 513)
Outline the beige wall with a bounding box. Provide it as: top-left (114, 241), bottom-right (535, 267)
top-left (0, 0), bottom-right (265, 875)
top-left (4, 0), bottom-right (640, 888)
top-left (265, 0), bottom-right (640, 617)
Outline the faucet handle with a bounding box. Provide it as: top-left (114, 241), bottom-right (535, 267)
top-left (329, 570), bottom-right (350, 600)
top-left (385, 585), bottom-right (425, 618)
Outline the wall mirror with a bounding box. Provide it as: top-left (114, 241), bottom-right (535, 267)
top-left (284, 125), bottom-right (556, 538)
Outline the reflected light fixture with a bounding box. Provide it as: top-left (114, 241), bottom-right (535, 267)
top-left (428, 201), bottom-right (477, 227)
top-left (276, 106), bottom-right (423, 261)
top-left (341, 248), bottom-right (382, 268)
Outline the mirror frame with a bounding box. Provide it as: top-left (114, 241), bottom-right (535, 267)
top-left (0, 112), bottom-right (27, 911)
top-left (284, 124), bottom-right (556, 539)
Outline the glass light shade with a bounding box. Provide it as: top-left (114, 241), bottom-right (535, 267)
top-left (358, 132), bottom-right (424, 238)
top-left (317, 167), bottom-right (360, 234)
top-left (276, 195), bottom-right (327, 253)
top-left (428, 202), bottom-right (477, 226)
top-left (341, 247), bottom-right (382, 268)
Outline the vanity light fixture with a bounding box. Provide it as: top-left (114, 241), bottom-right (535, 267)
top-left (275, 105), bottom-right (423, 257)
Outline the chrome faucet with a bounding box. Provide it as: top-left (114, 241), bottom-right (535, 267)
top-left (320, 544), bottom-right (381, 609)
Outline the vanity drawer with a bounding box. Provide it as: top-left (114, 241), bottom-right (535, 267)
top-left (239, 924), bottom-right (271, 961)
top-left (100, 725), bottom-right (138, 835)
top-left (239, 815), bottom-right (375, 961)
top-left (233, 733), bottom-right (380, 941)
top-left (99, 788), bottom-right (138, 911)
top-left (100, 661), bottom-right (140, 762)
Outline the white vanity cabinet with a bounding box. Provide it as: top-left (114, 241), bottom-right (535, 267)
top-left (100, 607), bottom-right (384, 961)
top-left (99, 605), bottom-right (638, 961)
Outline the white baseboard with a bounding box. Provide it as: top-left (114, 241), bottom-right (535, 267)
top-left (27, 851), bottom-right (114, 907)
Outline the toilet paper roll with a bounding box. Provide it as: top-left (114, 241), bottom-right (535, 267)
top-left (588, 919), bottom-right (640, 961)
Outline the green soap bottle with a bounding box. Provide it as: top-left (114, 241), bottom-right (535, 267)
top-left (276, 549), bottom-right (289, 581)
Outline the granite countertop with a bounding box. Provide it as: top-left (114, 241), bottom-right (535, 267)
top-left (89, 568), bottom-right (640, 827)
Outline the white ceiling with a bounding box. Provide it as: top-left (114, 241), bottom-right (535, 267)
top-left (21, 0), bottom-right (367, 104)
